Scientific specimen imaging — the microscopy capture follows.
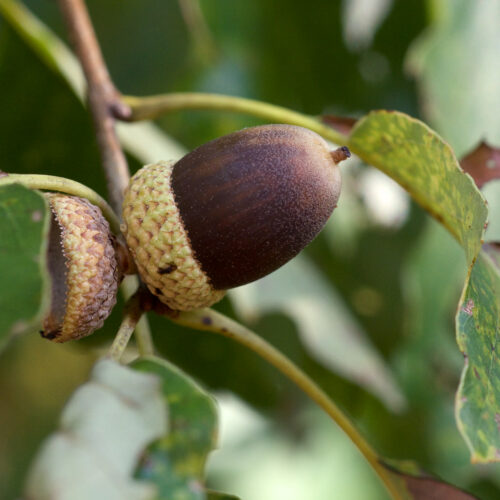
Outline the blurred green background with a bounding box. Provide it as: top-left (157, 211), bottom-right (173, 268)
top-left (1, 0), bottom-right (499, 499)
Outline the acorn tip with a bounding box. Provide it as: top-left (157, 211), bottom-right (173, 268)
top-left (330, 146), bottom-right (351, 164)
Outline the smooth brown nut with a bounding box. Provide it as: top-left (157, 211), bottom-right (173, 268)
top-left (122, 124), bottom-right (348, 311)
top-left (41, 194), bottom-right (120, 342)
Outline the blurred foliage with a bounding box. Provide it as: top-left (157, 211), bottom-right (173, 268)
top-left (407, 0), bottom-right (500, 157)
top-left (206, 493), bottom-right (240, 500)
top-left (24, 359), bottom-right (167, 500)
top-left (0, 1), bottom-right (500, 499)
top-left (230, 254), bottom-right (406, 412)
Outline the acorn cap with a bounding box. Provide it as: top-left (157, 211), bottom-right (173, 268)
top-left (122, 124), bottom-right (345, 310)
top-left (122, 161), bottom-right (226, 311)
top-left (42, 194), bottom-right (120, 342)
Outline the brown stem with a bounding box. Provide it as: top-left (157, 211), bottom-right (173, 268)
top-left (107, 290), bottom-right (143, 361)
top-left (57, 0), bottom-right (131, 214)
top-left (57, 0), bottom-right (155, 354)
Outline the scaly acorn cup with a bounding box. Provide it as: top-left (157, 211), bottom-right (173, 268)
top-left (122, 124), bottom-right (349, 311)
top-left (41, 193), bottom-right (121, 342)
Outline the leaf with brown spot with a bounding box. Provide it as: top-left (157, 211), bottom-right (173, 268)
top-left (460, 141), bottom-right (500, 189)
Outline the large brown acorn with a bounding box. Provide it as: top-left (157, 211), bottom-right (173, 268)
top-left (121, 124), bottom-right (349, 311)
top-left (41, 193), bottom-right (121, 342)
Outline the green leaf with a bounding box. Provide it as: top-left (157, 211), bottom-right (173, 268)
top-left (456, 244), bottom-right (500, 462)
top-left (24, 359), bottom-right (167, 500)
top-left (349, 111), bottom-right (500, 463)
top-left (407, 0), bottom-right (500, 156)
top-left (132, 356), bottom-right (218, 500)
top-left (381, 460), bottom-right (478, 499)
top-left (0, 183), bottom-right (50, 348)
top-left (230, 254), bottom-right (406, 412)
top-left (349, 110), bottom-right (487, 266)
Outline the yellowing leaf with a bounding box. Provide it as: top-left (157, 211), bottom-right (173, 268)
top-left (349, 110), bottom-right (487, 266)
top-left (456, 245), bottom-right (500, 462)
top-left (349, 111), bottom-right (500, 464)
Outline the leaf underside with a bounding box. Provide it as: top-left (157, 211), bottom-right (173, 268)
top-left (24, 359), bottom-right (168, 500)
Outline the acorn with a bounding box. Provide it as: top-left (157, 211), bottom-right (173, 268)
top-left (121, 124), bottom-right (349, 311)
top-left (41, 193), bottom-right (121, 342)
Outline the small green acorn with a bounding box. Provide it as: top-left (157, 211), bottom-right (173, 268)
top-left (41, 194), bottom-right (121, 342)
top-left (121, 124), bottom-right (349, 311)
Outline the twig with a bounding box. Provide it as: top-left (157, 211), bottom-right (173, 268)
top-left (120, 277), bottom-right (155, 356)
top-left (57, 0), bottom-right (131, 215)
top-left (107, 291), bottom-right (143, 361)
top-left (122, 92), bottom-right (350, 146)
